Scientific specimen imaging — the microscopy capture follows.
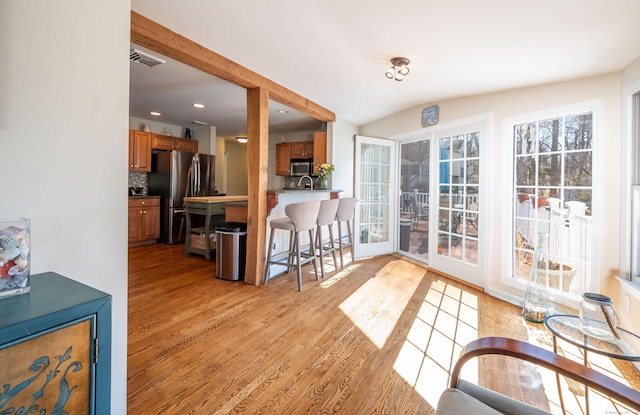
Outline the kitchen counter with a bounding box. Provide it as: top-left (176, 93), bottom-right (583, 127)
top-left (183, 195), bottom-right (248, 259)
top-left (184, 195), bottom-right (249, 203)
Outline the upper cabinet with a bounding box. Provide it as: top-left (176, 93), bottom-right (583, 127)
top-left (129, 130), bottom-right (152, 172)
top-left (151, 134), bottom-right (198, 153)
top-left (275, 142), bottom-right (292, 176)
top-left (312, 131), bottom-right (327, 169)
top-left (275, 131), bottom-right (327, 176)
top-left (291, 141), bottom-right (314, 159)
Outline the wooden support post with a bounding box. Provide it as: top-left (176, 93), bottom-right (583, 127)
top-left (245, 87), bottom-right (269, 285)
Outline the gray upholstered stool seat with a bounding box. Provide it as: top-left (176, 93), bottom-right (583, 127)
top-left (263, 200), bottom-right (321, 291)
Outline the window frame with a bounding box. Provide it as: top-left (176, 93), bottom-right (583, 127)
top-left (622, 85), bottom-right (640, 286)
top-left (502, 100), bottom-right (603, 305)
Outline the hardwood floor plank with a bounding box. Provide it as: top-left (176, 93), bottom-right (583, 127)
top-left (128, 244), bottom-right (640, 414)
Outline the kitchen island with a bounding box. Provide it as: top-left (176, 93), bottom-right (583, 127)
top-left (184, 195), bottom-right (249, 259)
top-left (265, 189), bottom-right (342, 279)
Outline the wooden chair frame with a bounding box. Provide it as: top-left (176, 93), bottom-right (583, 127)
top-left (448, 337), bottom-right (640, 413)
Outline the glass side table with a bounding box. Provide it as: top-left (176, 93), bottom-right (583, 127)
top-left (544, 314), bottom-right (640, 414)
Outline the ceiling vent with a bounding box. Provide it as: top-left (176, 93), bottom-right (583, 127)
top-left (129, 49), bottom-right (166, 68)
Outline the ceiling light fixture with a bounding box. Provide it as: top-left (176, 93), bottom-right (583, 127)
top-left (150, 111), bottom-right (161, 116)
top-left (193, 103), bottom-right (205, 109)
top-left (236, 137), bottom-right (248, 144)
top-left (278, 110), bottom-right (288, 114)
top-left (385, 57), bottom-right (410, 82)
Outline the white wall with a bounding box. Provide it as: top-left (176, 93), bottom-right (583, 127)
top-left (329, 117), bottom-right (358, 197)
top-left (361, 73), bottom-right (622, 309)
top-left (225, 140), bottom-right (248, 195)
top-left (0, 1), bottom-right (130, 413)
top-left (129, 115), bottom-right (185, 138)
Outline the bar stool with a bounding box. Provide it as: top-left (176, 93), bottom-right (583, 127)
top-left (315, 199), bottom-right (339, 279)
top-left (335, 197), bottom-right (356, 269)
top-left (263, 200), bottom-right (321, 291)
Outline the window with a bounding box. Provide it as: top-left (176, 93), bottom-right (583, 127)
top-left (438, 133), bottom-right (480, 264)
top-left (631, 94), bottom-right (640, 284)
top-left (512, 112), bottom-right (593, 297)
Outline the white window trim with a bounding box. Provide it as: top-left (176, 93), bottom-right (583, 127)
top-left (621, 80), bottom-right (640, 287)
top-left (500, 100), bottom-right (603, 308)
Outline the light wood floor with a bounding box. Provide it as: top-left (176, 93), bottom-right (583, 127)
top-left (128, 244), bottom-right (639, 414)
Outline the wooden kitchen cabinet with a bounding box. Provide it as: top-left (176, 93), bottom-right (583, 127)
top-left (0, 272), bottom-right (111, 415)
top-left (151, 133), bottom-right (173, 150)
top-left (313, 131), bottom-right (327, 169)
top-left (275, 134), bottom-right (326, 176)
top-left (174, 137), bottom-right (198, 152)
top-left (129, 130), bottom-right (152, 172)
top-left (128, 197), bottom-right (160, 247)
top-left (291, 141), bottom-right (314, 158)
top-left (151, 134), bottom-right (198, 153)
top-left (275, 142), bottom-right (292, 176)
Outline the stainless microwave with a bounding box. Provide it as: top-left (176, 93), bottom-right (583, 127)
top-left (290, 161), bottom-right (313, 176)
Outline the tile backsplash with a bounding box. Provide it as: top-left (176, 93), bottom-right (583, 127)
top-left (129, 172), bottom-right (148, 195)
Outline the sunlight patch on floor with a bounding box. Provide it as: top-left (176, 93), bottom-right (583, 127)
top-left (393, 278), bottom-right (479, 407)
top-left (339, 260), bottom-right (422, 348)
top-left (319, 263), bottom-right (361, 288)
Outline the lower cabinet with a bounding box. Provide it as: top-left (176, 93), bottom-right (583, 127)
top-left (0, 272), bottom-right (111, 415)
top-left (128, 197), bottom-right (160, 247)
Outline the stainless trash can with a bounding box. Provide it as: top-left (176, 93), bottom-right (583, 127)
top-left (215, 222), bottom-right (247, 281)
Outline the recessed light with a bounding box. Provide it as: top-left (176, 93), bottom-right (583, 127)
top-left (193, 103), bottom-right (205, 109)
top-left (236, 137), bottom-right (248, 144)
top-left (150, 111), bottom-right (161, 116)
top-left (278, 110), bottom-right (288, 114)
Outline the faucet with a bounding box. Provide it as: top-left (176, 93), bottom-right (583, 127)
top-left (298, 175), bottom-right (313, 190)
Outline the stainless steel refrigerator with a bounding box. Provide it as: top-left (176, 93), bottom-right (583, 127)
top-left (149, 151), bottom-right (216, 244)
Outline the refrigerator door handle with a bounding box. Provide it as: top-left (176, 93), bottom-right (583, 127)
top-left (190, 156), bottom-right (197, 197)
top-left (195, 156), bottom-right (201, 196)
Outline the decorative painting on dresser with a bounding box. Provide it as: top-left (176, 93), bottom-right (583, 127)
top-left (0, 319), bottom-right (92, 413)
top-left (0, 272), bottom-right (111, 415)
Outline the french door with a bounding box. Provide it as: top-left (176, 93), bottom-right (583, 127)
top-left (427, 129), bottom-right (483, 287)
top-left (353, 135), bottom-right (397, 258)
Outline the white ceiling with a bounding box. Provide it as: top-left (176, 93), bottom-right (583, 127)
top-left (129, 44), bottom-right (322, 137)
top-left (130, 0), bottom-right (640, 136)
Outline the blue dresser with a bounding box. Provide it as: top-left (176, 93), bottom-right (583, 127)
top-left (0, 272), bottom-right (111, 414)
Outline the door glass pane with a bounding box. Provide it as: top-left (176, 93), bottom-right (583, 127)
top-left (359, 143), bottom-right (391, 244)
top-left (512, 113), bottom-right (593, 296)
top-left (436, 132), bottom-right (480, 264)
top-left (399, 139), bottom-right (430, 259)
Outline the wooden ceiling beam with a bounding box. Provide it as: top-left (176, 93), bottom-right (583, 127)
top-left (130, 11), bottom-right (335, 123)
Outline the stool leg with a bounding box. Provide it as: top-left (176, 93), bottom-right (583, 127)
top-left (316, 225), bottom-right (325, 279)
top-left (309, 229), bottom-right (319, 281)
top-left (295, 231), bottom-right (303, 291)
top-left (346, 220), bottom-right (353, 263)
top-left (328, 223), bottom-right (338, 268)
top-left (263, 228), bottom-right (276, 284)
top-left (337, 221), bottom-right (344, 269)
top-left (288, 231), bottom-right (296, 273)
